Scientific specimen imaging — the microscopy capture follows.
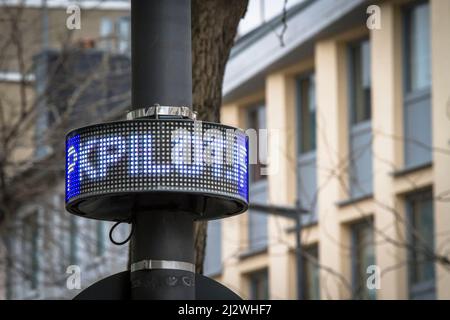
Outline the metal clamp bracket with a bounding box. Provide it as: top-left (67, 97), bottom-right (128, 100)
top-left (127, 105), bottom-right (197, 120)
top-left (130, 259), bottom-right (195, 273)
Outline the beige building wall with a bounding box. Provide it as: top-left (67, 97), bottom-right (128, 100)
top-left (0, 81), bottom-right (36, 172)
top-left (218, 0), bottom-right (450, 300)
top-left (220, 93), bottom-right (270, 299)
top-left (0, 6), bottom-right (128, 72)
top-left (430, 0), bottom-right (450, 300)
top-left (370, 0), bottom-right (408, 299)
top-left (315, 36), bottom-right (348, 300)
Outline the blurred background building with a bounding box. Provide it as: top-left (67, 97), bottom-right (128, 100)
top-left (0, 0), bottom-right (449, 300)
top-left (209, 0), bottom-right (450, 300)
top-left (0, 0), bottom-right (132, 299)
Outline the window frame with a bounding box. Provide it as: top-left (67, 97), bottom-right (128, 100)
top-left (402, 0), bottom-right (432, 169)
top-left (347, 37), bottom-right (373, 199)
top-left (302, 244), bottom-right (320, 300)
top-left (69, 215), bottom-right (79, 266)
top-left (296, 71), bottom-right (316, 156)
top-left (16, 207), bottom-right (43, 298)
top-left (99, 17), bottom-right (115, 51)
top-left (117, 16), bottom-right (131, 54)
top-left (96, 221), bottom-right (106, 257)
top-left (402, 0), bottom-right (432, 95)
top-left (347, 37), bottom-right (372, 125)
top-left (248, 268), bottom-right (270, 300)
top-left (295, 71), bottom-right (318, 220)
top-left (350, 218), bottom-right (376, 300)
top-left (406, 189), bottom-right (436, 299)
top-left (5, 235), bottom-right (12, 300)
top-left (246, 102), bottom-right (269, 252)
top-left (246, 102), bottom-right (267, 183)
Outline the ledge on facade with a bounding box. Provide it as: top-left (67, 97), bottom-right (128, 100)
top-left (336, 193), bottom-right (373, 208)
top-left (238, 246), bottom-right (268, 260)
top-left (391, 162), bottom-right (433, 178)
top-left (230, 0), bottom-right (316, 58)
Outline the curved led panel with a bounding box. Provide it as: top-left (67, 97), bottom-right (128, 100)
top-left (65, 119), bottom-right (249, 221)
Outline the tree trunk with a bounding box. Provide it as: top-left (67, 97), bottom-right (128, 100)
top-left (191, 0), bottom-right (248, 274)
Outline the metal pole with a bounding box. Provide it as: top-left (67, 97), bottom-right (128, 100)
top-left (130, 211), bottom-right (195, 299)
top-left (294, 205), bottom-right (304, 300)
top-left (129, 0), bottom-right (195, 300)
top-left (131, 0), bottom-right (192, 108)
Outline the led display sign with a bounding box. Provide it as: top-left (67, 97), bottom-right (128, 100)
top-left (65, 119), bottom-right (249, 220)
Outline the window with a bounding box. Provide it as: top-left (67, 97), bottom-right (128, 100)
top-left (296, 72), bottom-right (318, 218)
top-left (34, 52), bottom-right (53, 159)
top-left (303, 245), bottom-right (320, 300)
top-left (99, 17), bottom-right (114, 51)
top-left (349, 39), bottom-right (371, 124)
top-left (351, 219), bottom-right (376, 300)
top-left (348, 38), bottom-right (373, 198)
top-left (54, 200), bottom-right (73, 273)
top-left (248, 210), bottom-right (268, 251)
top-left (405, 2), bottom-right (431, 93)
top-left (96, 221), bottom-right (106, 257)
top-left (204, 220), bottom-right (222, 276)
top-left (117, 17), bottom-right (131, 54)
top-left (22, 213), bottom-right (39, 290)
top-left (297, 73), bottom-right (316, 154)
top-left (403, 1), bottom-right (432, 168)
top-left (247, 103), bottom-right (267, 182)
top-left (100, 16), bottom-right (130, 54)
top-left (407, 190), bottom-right (435, 299)
top-left (5, 236), bottom-right (12, 299)
top-left (247, 103), bottom-right (268, 250)
top-left (69, 216), bottom-right (78, 265)
top-left (249, 269), bottom-right (269, 300)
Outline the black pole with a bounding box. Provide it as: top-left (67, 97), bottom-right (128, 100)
top-left (129, 0), bottom-right (195, 300)
top-left (130, 211), bottom-right (195, 299)
top-left (131, 0), bottom-right (192, 108)
top-left (294, 205), bottom-right (304, 300)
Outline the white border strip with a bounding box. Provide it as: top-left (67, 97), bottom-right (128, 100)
top-left (131, 259), bottom-right (195, 273)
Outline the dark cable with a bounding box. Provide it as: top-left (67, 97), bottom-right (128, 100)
top-left (109, 221), bottom-right (134, 246)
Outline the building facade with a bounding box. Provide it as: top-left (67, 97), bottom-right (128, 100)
top-left (204, 0), bottom-right (450, 300)
top-left (1, 0), bottom-right (449, 300)
top-left (0, 1), bottom-right (131, 299)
